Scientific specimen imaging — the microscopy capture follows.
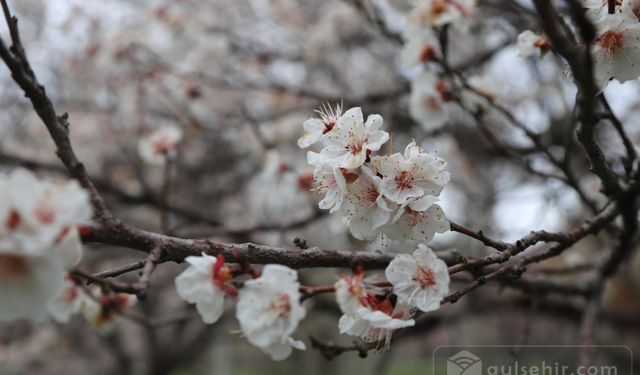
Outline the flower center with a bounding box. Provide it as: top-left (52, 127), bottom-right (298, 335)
top-left (64, 283), bottom-right (79, 301)
top-left (322, 121), bottom-right (335, 134)
top-left (365, 186), bottom-right (379, 203)
top-left (413, 267), bottom-right (436, 288)
top-left (436, 81), bottom-right (453, 102)
top-left (270, 293), bottom-right (292, 317)
top-left (99, 294), bottom-right (131, 321)
top-left (35, 204), bottom-right (56, 224)
top-left (429, 0), bottom-right (449, 19)
top-left (345, 276), bottom-right (365, 300)
top-left (395, 171), bottom-right (414, 190)
top-left (533, 36), bottom-right (551, 53)
top-left (420, 45), bottom-right (436, 64)
top-left (5, 210), bottom-right (20, 231)
top-left (348, 140), bottom-right (364, 155)
top-left (153, 136), bottom-right (176, 155)
top-left (425, 96), bottom-right (441, 110)
top-left (597, 30), bottom-right (624, 54)
top-left (0, 254), bottom-right (30, 279)
top-left (297, 173), bottom-right (314, 191)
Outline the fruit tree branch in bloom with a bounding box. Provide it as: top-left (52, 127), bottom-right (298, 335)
top-left (1, 0), bottom-right (640, 363)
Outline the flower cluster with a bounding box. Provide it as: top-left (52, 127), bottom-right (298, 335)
top-left (401, 0), bottom-right (476, 131)
top-left (517, 0), bottom-right (640, 91)
top-left (175, 257), bottom-right (306, 361)
top-left (335, 267), bottom-right (414, 347)
top-left (0, 169), bottom-right (92, 322)
top-left (298, 106), bottom-right (449, 242)
top-left (333, 246), bottom-right (450, 347)
top-left (48, 277), bottom-right (137, 331)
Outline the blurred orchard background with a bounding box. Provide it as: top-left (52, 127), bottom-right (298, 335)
top-left (0, 0), bottom-right (639, 374)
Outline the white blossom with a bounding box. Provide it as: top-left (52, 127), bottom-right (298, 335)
top-left (622, 0), bottom-right (640, 21)
top-left (0, 169), bottom-right (92, 323)
top-left (338, 306), bottom-right (415, 346)
top-left (373, 141), bottom-right (449, 205)
top-left (401, 24), bottom-right (440, 68)
top-left (409, 71), bottom-right (453, 131)
top-left (335, 269), bottom-right (414, 347)
top-left (246, 151), bottom-right (315, 226)
top-left (592, 14), bottom-right (640, 90)
top-left (317, 107), bottom-right (389, 169)
top-left (47, 276), bottom-right (86, 323)
top-left (138, 125), bottom-right (183, 165)
top-left (335, 272), bottom-right (367, 315)
top-left (1, 169), bottom-right (92, 254)
top-left (382, 196), bottom-right (450, 242)
top-left (385, 245), bottom-right (450, 312)
top-left (341, 166), bottom-right (394, 241)
top-left (0, 252), bottom-right (66, 322)
top-left (297, 103), bottom-right (342, 148)
top-left (583, 0), bottom-right (612, 25)
top-left (236, 265), bottom-right (306, 361)
top-left (82, 290), bottom-right (137, 333)
top-left (307, 152), bottom-right (349, 213)
top-left (516, 30), bottom-right (551, 58)
top-left (175, 254), bottom-right (233, 324)
top-left (408, 0), bottom-right (476, 28)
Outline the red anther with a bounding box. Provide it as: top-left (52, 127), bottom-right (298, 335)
top-left (420, 45), bottom-right (437, 64)
top-left (5, 210), bottom-right (20, 231)
top-left (222, 284), bottom-right (238, 297)
top-left (322, 121), bottom-right (335, 134)
top-left (214, 255), bottom-right (226, 274)
top-left (78, 225), bottom-right (92, 236)
top-left (297, 173), bottom-right (314, 191)
top-left (436, 81), bottom-right (453, 102)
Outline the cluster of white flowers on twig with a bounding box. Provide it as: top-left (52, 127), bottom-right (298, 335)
top-left (401, 0), bottom-right (477, 131)
top-left (335, 245), bottom-right (449, 347)
top-left (174, 254), bottom-right (306, 360)
top-left (52, 282), bottom-right (137, 332)
top-left (0, 168), bottom-right (136, 328)
top-left (167, 105), bottom-right (454, 360)
top-left (298, 105), bottom-right (450, 242)
top-left (0, 169), bottom-right (90, 322)
top-left (517, 0), bottom-right (640, 91)
top-left (174, 243), bottom-right (451, 359)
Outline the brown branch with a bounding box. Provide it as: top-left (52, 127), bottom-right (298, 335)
top-left (136, 247), bottom-right (163, 299)
top-left (449, 221), bottom-right (508, 251)
top-left (598, 94), bottom-right (637, 176)
top-left (300, 285), bottom-right (337, 302)
top-left (533, 0), bottom-right (621, 196)
top-left (159, 158), bottom-right (173, 234)
top-left (309, 336), bottom-right (377, 360)
top-left (0, 0), bottom-right (113, 224)
top-left (94, 259), bottom-right (149, 279)
top-left (82, 223), bottom-right (396, 269)
top-left (70, 268), bottom-right (141, 295)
